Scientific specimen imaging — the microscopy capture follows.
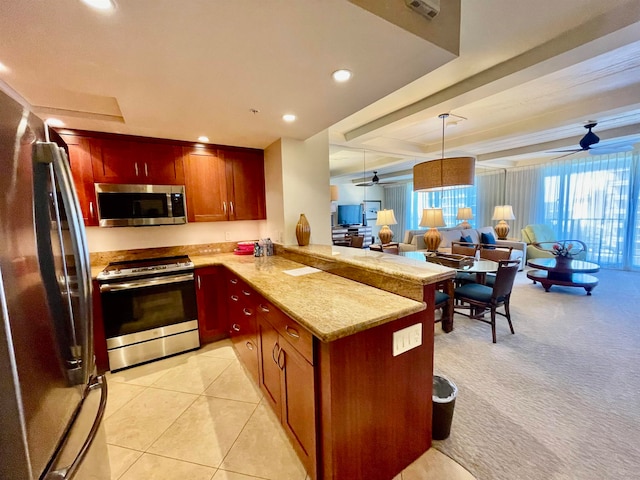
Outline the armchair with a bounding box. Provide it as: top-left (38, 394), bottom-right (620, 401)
top-left (521, 224), bottom-right (587, 260)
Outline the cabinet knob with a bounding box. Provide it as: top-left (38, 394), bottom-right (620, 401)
top-left (242, 308), bottom-right (252, 316)
top-left (197, 276), bottom-right (201, 289)
top-left (230, 295), bottom-right (239, 302)
top-left (229, 201), bottom-right (234, 216)
top-left (271, 343), bottom-right (280, 364)
top-left (89, 201), bottom-right (94, 220)
top-left (144, 162), bottom-right (148, 176)
top-left (231, 323), bottom-right (241, 332)
top-left (246, 342), bottom-right (254, 351)
top-left (134, 162), bottom-right (139, 176)
top-left (223, 201), bottom-right (227, 215)
top-left (242, 289), bottom-right (251, 296)
top-left (259, 304), bottom-right (270, 313)
top-left (230, 278), bottom-right (238, 285)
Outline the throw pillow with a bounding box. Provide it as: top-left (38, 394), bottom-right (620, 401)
top-left (460, 235), bottom-right (473, 244)
top-left (481, 232), bottom-right (496, 249)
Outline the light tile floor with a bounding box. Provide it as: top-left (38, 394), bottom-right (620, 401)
top-left (104, 339), bottom-right (476, 480)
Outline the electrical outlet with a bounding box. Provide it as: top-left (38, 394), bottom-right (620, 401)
top-left (392, 323), bottom-right (422, 357)
top-left (225, 231), bottom-right (231, 240)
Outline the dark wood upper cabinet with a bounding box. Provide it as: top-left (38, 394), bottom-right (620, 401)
top-left (91, 138), bottom-right (183, 185)
top-left (225, 149), bottom-right (266, 221)
top-left (59, 133), bottom-right (98, 226)
top-left (183, 149), bottom-right (229, 222)
top-left (57, 130), bottom-right (264, 224)
top-left (183, 145), bottom-right (266, 222)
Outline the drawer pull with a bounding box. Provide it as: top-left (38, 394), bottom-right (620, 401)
top-left (230, 295), bottom-right (239, 302)
top-left (230, 278), bottom-right (238, 285)
top-left (285, 325), bottom-right (300, 339)
top-left (243, 308), bottom-right (252, 316)
top-left (271, 343), bottom-right (280, 364)
top-left (242, 289), bottom-right (251, 296)
top-left (259, 304), bottom-right (270, 313)
top-left (246, 342), bottom-right (254, 351)
top-left (231, 323), bottom-right (241, 332)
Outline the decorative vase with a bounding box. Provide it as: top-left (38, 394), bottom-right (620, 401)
top-left (554, 255), bottom-right (571, 267)
top-left (295, 213), bottom-right (311, 246)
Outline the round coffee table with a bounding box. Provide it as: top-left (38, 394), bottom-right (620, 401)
top-left (526, 258), bottom-right (600, 295)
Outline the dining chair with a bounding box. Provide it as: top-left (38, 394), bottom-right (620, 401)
top-left (434, 288), bottom-right (453, 332)
top-left (478, 245), bottom-right (514, 287)
top-left (454, 259), bottom-right (520, 343)
top-left (451, 241), bottom-right (479, 287)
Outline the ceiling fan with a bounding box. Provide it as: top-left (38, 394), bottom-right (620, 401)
top-left (355, 171), bottom-right (398, 187)
top-left (550, 121), bottom-right (633, 158)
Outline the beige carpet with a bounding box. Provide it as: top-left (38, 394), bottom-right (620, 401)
top-left (432, 268), bottom-right (640, 480)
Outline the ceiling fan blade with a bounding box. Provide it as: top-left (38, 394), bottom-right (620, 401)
top-left (551, 151), bottom-right (581, 160)
top-left (355, 181), bottom-right (374, 187)
top-left (548, 148), bottom-right (584, 153)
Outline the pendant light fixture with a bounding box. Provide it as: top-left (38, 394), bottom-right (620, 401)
top-left (413, 113), bottom-right (475, 191)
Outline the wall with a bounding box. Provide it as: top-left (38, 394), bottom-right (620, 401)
top-left (266, 132), bottom-right (332, 246)
top-left (331, 183), bottom-right (384, 241)
top-left (85, 220), bottom-right (264, 253)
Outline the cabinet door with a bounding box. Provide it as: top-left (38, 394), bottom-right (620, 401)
top-left (91, 138), bottom-right (142, 183)
top-left (257, 314), bottom-right (282, 419)
top-left (60, 134), bottom-right (98, 226)
top-left (195, 266), bottom-right (228, 343)
top-left (280, 336), bottom-right (317, 474)
top-left (184, 149), bottom-right (229, 222)
top-left (142, 143), bottom-right (184, 185)
top-left (225, 149), bottom-right (266, 221)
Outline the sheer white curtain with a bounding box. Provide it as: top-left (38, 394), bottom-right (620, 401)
top-left (383, 184), bottom-right (407, 241)
top-left (475, 151), bottom-right (640, 269)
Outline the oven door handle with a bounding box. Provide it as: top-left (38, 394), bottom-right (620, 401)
top-left (99, 273), bottom-right (194, 292)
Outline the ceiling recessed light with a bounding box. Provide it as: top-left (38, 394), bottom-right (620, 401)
top-left (332, 69), bottom-right (352, 82)
top-left (81, 0), bottom-right (116, 11)
top-left (197, 136), bottom-right (209, 143)
top-left (0, 61), bottom-right (9, 73)
top-left (45, 118), bottom-right (64, 127)
top-left (283, 114), bottom-right (296, 123)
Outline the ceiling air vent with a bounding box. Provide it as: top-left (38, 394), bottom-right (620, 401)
top-left (405, 0), bottom-right (440, 19)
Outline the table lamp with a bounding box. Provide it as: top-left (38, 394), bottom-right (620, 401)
top-left (492, 205), bottom-right (515, 240)
top-left (456, 207), bottom-right (473, 229)
top-left (419, 208), bottom-right (446, 251)
top-left (376, 209), bottom-right (397, 244)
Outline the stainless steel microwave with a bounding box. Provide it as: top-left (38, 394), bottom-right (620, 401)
top-left (95, 183), bottom-right (187, 227)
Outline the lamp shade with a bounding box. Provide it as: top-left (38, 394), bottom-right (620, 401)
top-left (330, 185), bottom-right (339, 201)
top-left (456, 207), bottom-right (473, 220)
top-left (376, 209), bottom-right (397, 226)
top-left (419, 208), bottom-right (446, 228)
top-left (492, 205), bottom-right (516, 221)
top-left (413, 156), bottom-right (475, 191)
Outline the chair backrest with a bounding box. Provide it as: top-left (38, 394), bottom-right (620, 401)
top-left (349, 235), bottom-right (364, 248)
top-left (522, 224), bottom-right (556, 244)
top-left (491, 259), bottom-right (520, 301)
top-left (479, 245), bottom-right (512, 262)
top-left (451, 241), bottom-right (477, 257)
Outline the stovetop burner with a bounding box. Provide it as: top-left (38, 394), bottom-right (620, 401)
top-left (97, 255), bottom-right (194, 281)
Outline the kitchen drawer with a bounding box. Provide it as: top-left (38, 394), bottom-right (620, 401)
top-left (257, 300), bottom-right (314, 365)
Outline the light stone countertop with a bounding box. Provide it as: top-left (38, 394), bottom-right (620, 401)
top-left (190, 253), bottom-right (426, 342)
top-left (283, 244), bottom-right (454, 285)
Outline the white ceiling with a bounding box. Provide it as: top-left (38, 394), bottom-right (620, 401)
top-left (2, 0), bottom-right (640, 185)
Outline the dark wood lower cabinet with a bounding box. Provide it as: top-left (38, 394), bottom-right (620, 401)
top-left (195, 266), bottom-right (228, 344)
top-left (230, 272), bottom-right (434, 480)
top-left (257, 306), bottom-right (316, 476)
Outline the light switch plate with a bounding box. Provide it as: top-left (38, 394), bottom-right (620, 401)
top-left (392, 323), bottom-right (422, 357)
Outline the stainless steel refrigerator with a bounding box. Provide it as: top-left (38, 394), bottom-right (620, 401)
top-left (0, 84), bottom-right (110, 479)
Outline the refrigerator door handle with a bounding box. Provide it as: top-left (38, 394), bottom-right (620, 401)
top-left (43, 375), bottom-right (108, 480)
top-left (35, 142), bottom-right (94, 385)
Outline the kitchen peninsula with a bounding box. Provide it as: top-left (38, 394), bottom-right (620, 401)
top-left (91, 245), bottom-right (455, 480)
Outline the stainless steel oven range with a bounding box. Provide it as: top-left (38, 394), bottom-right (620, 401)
top-left (97, 255), bottom-right (199, 371)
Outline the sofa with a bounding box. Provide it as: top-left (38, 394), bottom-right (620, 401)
top-left (521, 224), bottom-right (587, 260)
top-left (400, 226), bottom-right (526, 270)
